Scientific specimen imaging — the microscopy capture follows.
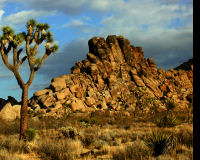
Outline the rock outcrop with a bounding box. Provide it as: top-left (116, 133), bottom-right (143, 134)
top-left (0, 103), bottom-right (21, 121)
top-left (29, 35), bottom-right (193, 116)
top-left (0, 96), bottom-right (20, 111)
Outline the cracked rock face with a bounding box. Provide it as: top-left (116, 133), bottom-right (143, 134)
top-left (28, 35), bottom-right (193, 116)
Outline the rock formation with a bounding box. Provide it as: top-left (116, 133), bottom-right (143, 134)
top-left (0, 103), bottom-right (21, 121)
top-left (0, 96), bottom-right (20, 111)
top-left (28, 35), bottom-right (193, 116)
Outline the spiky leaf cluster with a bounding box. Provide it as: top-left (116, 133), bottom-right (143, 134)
top-left (46, 31), bottom-right (53, 43)
top-left (1, 26), bottom-right (14, 42)
top-left (36, 23), bottom-right (50, 31)
top-left (26, 19), bottom-right (37, 28)
top-left (13, 33), bottom-right (25, 46)
top-left (144, 131), bottom-right (176, 156)
top-left (0, 19), bottom-right (59, 74)
top-left (25, 19), bottom-right (58, 56)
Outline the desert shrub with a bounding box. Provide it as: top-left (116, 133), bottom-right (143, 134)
top-left (0, 119), bottom-right (20, 135)
top-left (80, 117), bottom-right (98, 125)
top-left (144, 131), bottom-right (176, 157)
top-left (156, 113), bottom-right (178, 127)
top-left (37, 138), bottom-right (83, 160)
top-left (94, 139), bottom-right (108, 149)
top-left (0, 149), bottom-right (23, 160)
top-left (175, 127), bottom-right (193, 147)
top-left (98, 130), bottom-right (121, 146)
top-left (80, 117), bottom-right (90, 124)
top-left (0, 136), bottom-right (23, 153)
top-left (90, 118), bottom-right (98, 124)
top-left (101, 145), bottom-right (111, 155)
top-left (26, 128), bottom-right (37, 141)
top-left (112, 140), bottom-right (150, 160)
top-left (82, 133), bottom-right (96, 147)
top-left (59, 126), bottom-right (81, 139)
top-left (165, 98), bottom-right (176, 111)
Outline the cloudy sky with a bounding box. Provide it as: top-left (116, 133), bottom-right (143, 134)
top-left (0, 0), bottom-right (193, 101)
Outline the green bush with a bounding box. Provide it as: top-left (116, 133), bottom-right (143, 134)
top-left (26, 128), bottom-right (36, 141)
top-left (59, 126), bottom-right (81, 139)
top-left (156, 114), bottom-right (178, 127)
top-left (90, 118), bottom-right (98, 124)
top-left (80, 117), bottom-right (98, 125)
top-left (144, 131), bottom-right (176, 156)
top-left (80, 118), bottom-right (90, 124)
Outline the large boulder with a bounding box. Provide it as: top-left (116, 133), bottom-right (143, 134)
top-left (34, 89), bottom-right (51, 97)
top-left (71, 99), bottom-right (86, 112)
top-left (0, 103), bottom-right (21, 121)
top-left (50, 77), bottom-right (66, 91)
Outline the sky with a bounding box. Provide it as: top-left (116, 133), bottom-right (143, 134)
top-left (0, 0), bottom-right (193, 101)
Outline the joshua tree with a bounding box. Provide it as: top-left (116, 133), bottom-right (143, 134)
top-left (0, 19), bottom-right (58, 141)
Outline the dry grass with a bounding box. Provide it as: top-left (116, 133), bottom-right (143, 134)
top-left (0, 110), bottom-right (193, 160)
top-left (112, 140), bottom-right (151, 160)
top-left (37, 138), bottom-right (84, 160)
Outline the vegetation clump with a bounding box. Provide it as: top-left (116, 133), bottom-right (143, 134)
top-left (156, 113), bottom-right (178, 127)
top-left (59, 126), bottom-right (81, 139)
top-left (144, 131), bottom-right (176, 156)
top-left (26, 128), bottom-right (37, 142)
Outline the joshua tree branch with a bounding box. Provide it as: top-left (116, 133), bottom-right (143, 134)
top-left (26, 69), bottom-right (35, 86)
top-left (13, 67), bottom-right (25, 89)
top-left (0, 44), bottom-right (14, 71)
top-left (16, 56), bottom-right (27, 69)
top-left (34, 53), bottom-right (48, 72)
top-left (26, 35), bottom-right (31, 56)
top-left (30, 28), bottom-right (40, 44)
top-left (32, 43), bottom-right (39, 56)
top-left (4, 42), bottom-right (12, 55)
top-left (17, 48), bottom-right (23, 63)
top-left (13, 47), bottom-right (18, 66)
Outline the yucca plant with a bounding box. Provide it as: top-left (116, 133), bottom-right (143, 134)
top-left (165, 98), bottom-right (176, 112)
top-left (144, 131), bottom-right (176, 156)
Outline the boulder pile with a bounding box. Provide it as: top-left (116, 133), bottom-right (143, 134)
top-left (29, 35), bottom-right (193, 116)
top-left (0, 96), bottom-right (21, 121)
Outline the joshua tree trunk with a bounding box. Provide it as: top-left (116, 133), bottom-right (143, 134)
top-left (0, 19), bottom-right (59, 141)
top-left (19, 85), bottom-right (29, 141)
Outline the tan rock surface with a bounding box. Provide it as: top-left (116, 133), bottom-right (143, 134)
top-left (0, 103), bottom-right (21, 121)
top-left (28, 35), bottom-right (193, 115)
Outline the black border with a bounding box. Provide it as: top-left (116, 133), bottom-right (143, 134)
top-left (193, 0), bottom-right (199, 158)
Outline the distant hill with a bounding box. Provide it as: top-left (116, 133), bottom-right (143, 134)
top-left (174, 58), bottom-right (193, 71)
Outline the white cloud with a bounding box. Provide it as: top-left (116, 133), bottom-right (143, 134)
top-left (62, 19), bottom-right (92, 33)
top-left (26, 0), bottom-right (86, 15)
top-left (3, 10), bottom-right (55, 26)
top-left (0, 0), bottom-right (193, 73)
top-left (0, 73), bottom-right (12, 79)
top-left (88, 0), bottom-right (117, 12)
top-left (63, 20), bottom-right (84, 28)
top-left (0, 9), bottom-right (4, 22)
